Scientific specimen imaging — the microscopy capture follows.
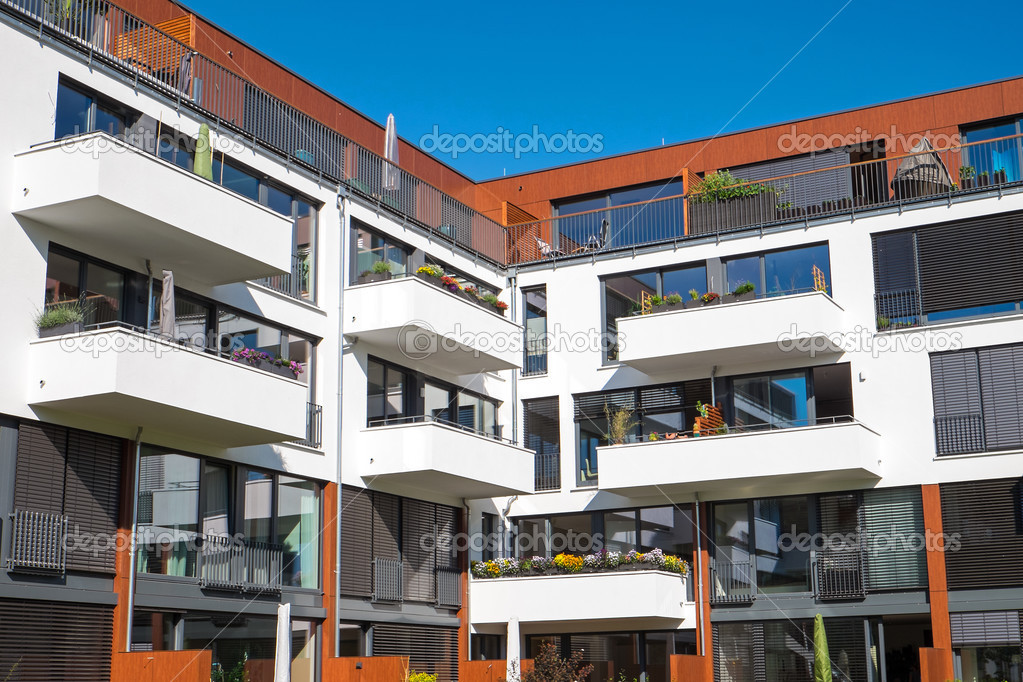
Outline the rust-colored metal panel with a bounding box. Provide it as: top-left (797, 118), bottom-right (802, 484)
top-left (322, 656), bottom-right (409, 682)
top-left (918, 647), bottom-right (954, 682)
top-left (921, 483), bottom-right (954, 674)
top-left (112, 650), bottom-right (213, 682)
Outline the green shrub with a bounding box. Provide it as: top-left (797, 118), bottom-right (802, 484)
top-left (691, 169), bottom-right (777, 204)
top-left (665, 292), bottom-right (683, 304)
top-left (35, 300), bottom-right (86, 329)
top-left (370, 260), bottom-right (393, 274)
top-left (732, 281), bottom-right (755, 296)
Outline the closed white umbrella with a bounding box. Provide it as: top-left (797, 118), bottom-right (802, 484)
top-left (159, 270), bottom-right (175, 338)
top-left (273, 602), bottom-right (291, 682)
top-left (383, 113), bottom-right (400, 191)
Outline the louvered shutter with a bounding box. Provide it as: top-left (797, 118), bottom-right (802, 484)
top-left (942, 478), bottom-right (1023, 589)
top-left (371, 624), bottom-right (459, 682)
top-left (818, 492), bottom-right (862, 539)
top-left (826, 618), bottom-right (869, 682)
top-left (732, 149), bottom-right (851, 210)
top-left (714, 622), bottom-right (757, 682)
top-left (402, 498), bottom-right (437, 603)
top-left (950, 611), bottom-right (1022, 646)
top-left (574, 389), bottom-right (635, 421)
top-left (930, 350), bottom-right (985, 454)
top-left (977, 345), bottom-right (1023, 450)
top-left (862, 487), bottom-right (927, 591)
top-left (436, 504), bottom-right (459, 572)
top-left (372, 492), bottom-right (401, 562)
top-left (872, 231), bottom-right (921, 322)
top-left (0, 599), bottom-right (113, 681)
top-left (340, 485), bottom-right (373, 597)
top-left (763, 621), bottom-right (810, 682)
top-left (638, 385), bottom-right (684, 412)
top-left (63, 430), bottom-right (121, 573)
top-left (524, 397), bottom-right (560, 492)
top-left (916, 211), bottom-right (1023, 313)
top-left (14, 423), bottom-right (68, 514)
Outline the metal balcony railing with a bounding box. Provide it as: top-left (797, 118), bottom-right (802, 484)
top-left (534, 451), bottom-right (561, 492)
top-left (812, 548), bottom-right (866, 600)
top-left (875, 289), bottom-right (923, 330)
top-left (255, 253), bottom-right (307, 301)
top-left (7, 509), bottom-right (68, 574)
top-left (0, 0), bottom-right (507, 267)
top-left (198, 535), bottom-right (283, 594)
top-left (290, 402), bottom-right (323, 449)
top-left (372, 557), bottom-right (403, 602)
top-left (709, 557), bottom-right (756, 604)
top-left (934, 413), bottom-right (985, 456)
top-left (437, 568), bottom-right (462, 608)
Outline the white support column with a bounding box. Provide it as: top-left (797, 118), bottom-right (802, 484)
top-left (506, 616), bottom-right (521, 682)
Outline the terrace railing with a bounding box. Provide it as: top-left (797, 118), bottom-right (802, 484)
top-left (7, 509), bottom-right (68, 574)
top-left (0, 0), bottom-right (507, 266)
top-left (709, 557), bottom-right (757, 604)
top-left (198, 535), bottom-right (283, 594)
top-left (812, 548), bottom-right (866, 600)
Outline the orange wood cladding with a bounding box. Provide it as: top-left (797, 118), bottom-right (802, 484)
top-left (671, 654), bottom-right (713, 682)
top-left (322, 483), bottom-right (339, 664)
top-left (111, 650), bottom-right (213, 681)
top-left (461, 659), bottom-right (534, 682)
top-left (920, 485), bottom-right (954, 678)
top-left (918, 647), bottom-right (955, 682)
top-left (322, 656), bottom-right (409, 682)
top-left (111, 439), bottom-right (135, 655)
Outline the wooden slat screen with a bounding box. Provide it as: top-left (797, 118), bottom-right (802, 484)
top-left (13, 423), bottom-right (67, 514)
top-left (340, 485), bottom-right (373, 597)
top-left (372, 623), bottom-right (459, 682)
top-left (63, 430), bottom-right (121, 573)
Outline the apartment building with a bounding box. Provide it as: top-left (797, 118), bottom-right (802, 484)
top-left (1, 1), bottom-right (1022, 682)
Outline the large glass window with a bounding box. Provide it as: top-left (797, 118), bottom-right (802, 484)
top-left (352, 223), bottom-right (408, 282)
top-left (523, 286), bottom-right (548, 376)
top-left (44, 249), bottom-right (126, 328)
top-left (213, 158), bottom-right (260, 202)
top-left (278, 476), bottom-right (320, 588)
top-left (754, 497), bottom-right (811, 593)
top-left (243, 470), bottom-right (273, 545)
top-left (604, 510), bottom-right (637, 553)
top-left (54, 80), bottom-right (129, 139)
top-left (724, 243), bottom-right (832, 298)
top-left (367, 359), bottom-right (407, 424)
top-left (137, 451), bottom-right (201, 577)
top-left (732, 370), bottom-right (810, 429)
top-left (963, 118), bottom-right (1023, 184)
top-left (603, 272), bottom-right (656, 360)
top-left (639, 507), bottom-right (693, 558)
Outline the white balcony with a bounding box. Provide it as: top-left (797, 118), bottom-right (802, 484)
top-left (12, 132), bottom-right (293, 285)
top-left (358, 419), bottom-right (534, 498)
top-left (616, 291), bottom-right (845, 373)
top-left (27, 328), bottom-right (307, 447)
top-left (598, 421), bottom-right (882, 497)
top-left (470, 571), bottom-right (694, 633)
top-left (344, 276), bottom-right (522, 374)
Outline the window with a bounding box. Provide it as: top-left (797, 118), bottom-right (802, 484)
top-left (931, 343), bottom-right (1023, 455)
top-left (942, 478), bottom-right (1023, 589)
top-left (726, 364), bottom-right (853, 431)
top-left (526, 630), bottom-right (695, 682)
top-left (873, 213), bottom-right (1023, 329)
top-left (962, 117), bottom-right (1023, 184)
top-left (54, 79), bottom-right (132, 139)
top-left (158, 131), bottom-right (194, 171)
top-left (213, 156), bottom-right (260, 202)
top-left (573, 382), bottom-right (711, 485)
top-left (367, 359), bottom-right (408, 425)
top-left (724, 243), bottom-right (832, 297)
top-left (515, 506), bottom-right (693, 560)
top-left (424, 256), bottom-right (497, 298)
top-left (524, 396), bottom-right (561, 492)
top-left (713, 497), bottom-right (811, 595)
top-left (44, 248), bottom-right (126, 327)
top-left (136, 448), bottom-right (320, 587)
top-left (523, 286), bottom-right (548, 375)
top-left (352, 221), bottom-right (408, 283)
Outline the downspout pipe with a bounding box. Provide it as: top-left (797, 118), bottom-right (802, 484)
top-left (335, 189), bottom-right (346, 657)
top-left (695, 493), bottom-right (705, 657)
top-left (125, 426), bottom-right (143, 651)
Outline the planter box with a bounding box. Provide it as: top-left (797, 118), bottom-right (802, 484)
top-left (258, 359), bottom-right (299, 380)
top-left (38, 322), bottom-right (84, 338)
top-left (651, 301), bottom-right (684, 314)
top-left (994, 170), bottom-right (1008, 184)
top-left (701, 296), bottom-right (721, 307)
top-left (689, 194), bottom-right (778, 236)
top-left (357, 271), bottom-right (392, 284)
top-left (734, 290), bottom-right (756, 302)
top-left (960, 178), bottom-right (975, 189)
top-left (683, 299), bottom-right (703, 310)
top-left (977, 175), bottom-right (991, 187)
top-left (721, 293), bottom-right (736, 305)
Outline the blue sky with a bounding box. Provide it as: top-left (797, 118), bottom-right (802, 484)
top-left (182, 0), bottom-right (1022, 181)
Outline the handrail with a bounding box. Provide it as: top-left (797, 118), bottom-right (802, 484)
top-left (367, 414), bottom-right (515, 445)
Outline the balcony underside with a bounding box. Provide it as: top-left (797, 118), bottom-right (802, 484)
top-left (13, 134), bottom-right (293, 285)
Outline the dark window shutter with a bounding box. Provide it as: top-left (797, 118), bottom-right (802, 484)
top-left (574, 389), bottom-right (635, 421)
top-left (436, 504), bottom-right (459, 572)
top-left (950, 611), bottom-right (1022, 646)
top-left (524, 397), bottom-right (560, 492)
top-left (638, 384), bottom-right (684, 412)
top-left (862, 487), bottom-right (926, 591)
top-left (402, 498), bottom-right (437, 603)
top-left (340, 485), bottom-right (373, 597)
top-left (872, 231), bottom-right (921, 322)
top-left (371, 492), bottom-right (401, 562)
top-left (714, 623), bottom-right (758, 682)
top-left (917, 211), bottom-right (1023, 313)
top-left (14, 422), bottom-right (68, 514)
top-left (63, 430), bottom-right (121, 573)
top-left (763, 621), bottom-right (810, 682)
top-left (930, 351), bottom-right (985, 455)
top-left (0, 599), bottom-right (113, 681)
top-left (371, 624), bottom-right (459, 682)
top-left (732, 148), bottom-right (851, 209)
top-left (977, 345), bottom-right (1023, 450)
top-left (826, 618), bottom-right (869, 682)
top-left (942, 478), bottom-right (1023, 589)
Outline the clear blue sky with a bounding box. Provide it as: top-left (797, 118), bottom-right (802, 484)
top-left (182, 0), bottom-right (1022, 181)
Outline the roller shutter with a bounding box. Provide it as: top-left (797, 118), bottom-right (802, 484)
top-left (942, 478), bottom-right (1023, 589)
top-left (372, 623), bottom-right (459, 682)
top-left (862, 487), bottom-right (927, 591)
top-left (340, 485), bottom-right (373, 597)
top-left (0, 599), bottom-right (113, 681)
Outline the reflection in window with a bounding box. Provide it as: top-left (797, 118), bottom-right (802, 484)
top-left (640, 507), bottom-right (693, 558)
top-left (724, 244), bottom-right (831, 297)
top-left (353, 224), bottom-right (407, 282)
top-left (54, 80), bottom-right (128, 139)
top-left (604, 510), bottom-right (637, 553)
top-left (213, 158), bottom-right (260, 202)
top-left (202, 462), bottom-right (230, 537)
top-left (367, 359), bottom-right (406, 424)
top-left (243, 470), bottom-right (273, 544)
top-left (278, 476), bottom-right (320, 588)
top-left (963, 119), bottom-right (1022, 184)
top-left (136, 451), bottom-right (200, 577)
top-left (603, 272), bottom-right (656, 360)
top-left (523, 287), bottom-right (548, 375)
top-left (733, 371), bottom-right (809, 429)
top-left (754, 497), bottom-right (810, 593)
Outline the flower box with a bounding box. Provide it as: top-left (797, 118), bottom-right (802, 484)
top-left (357, 271), bottom-right (392, 285)
top-left (231, 349), bottom-right (302, 379)
top-left (38, 322), bottom-right (84, 338)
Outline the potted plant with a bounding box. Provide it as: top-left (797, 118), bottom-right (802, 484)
top-left (648, 294), bottom-right (665, 312)
top-left (732, 281), bottom-right (756, 302)
top-left (415, 263), bottom-right (444, 284)
top-left (358, 260), bottom-right (393, 284)
top-left (684, 289), bottom-right (702, 309)
top-left (994, 167), bottom-right (1008, 184)
top-left (700, 292), bottom-right (720, 306)
top-left (688, 170), bottom-right (779, 235)
top-left (959, 165), bottom-right (976, 189)
top-left (481, 293), bottom-right (509, 316)
top-left (777, 201), bottom-right (804, 221)
top-left (836, 197), bottom-right (852, 211)
top-left (662, 292), bottom-right (684, 311)
top-left (820, 199), bottom-right (837, 213)
top-left (977, 170), bottom-right (990, 187)
top-left (231, 348), bottom-right (303, 379)
top-left (36, 299), bottom-right (86, 337)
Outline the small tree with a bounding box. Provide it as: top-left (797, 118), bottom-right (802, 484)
top-left (604, 404), bottom-right (637, 445)
top-left (520, 641), bottom-right (594, 682)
